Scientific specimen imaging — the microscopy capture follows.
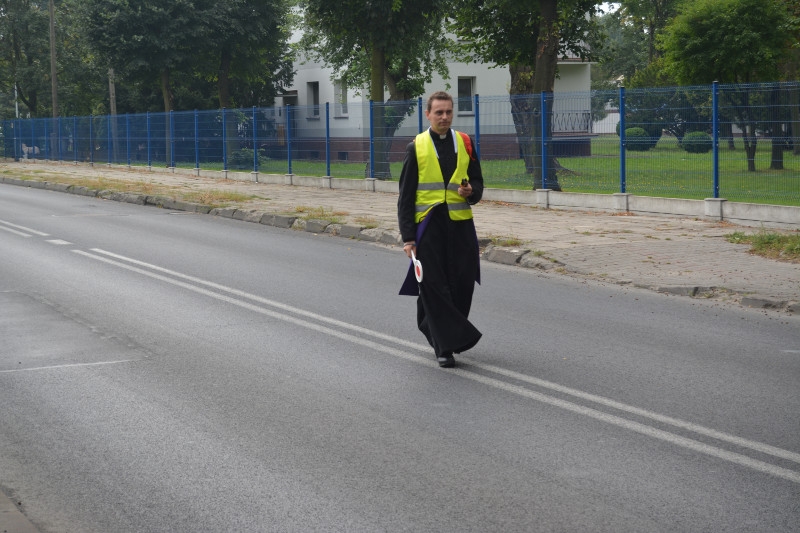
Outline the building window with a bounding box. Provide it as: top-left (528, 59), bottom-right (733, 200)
top-left (457, 77), bottom-right (475, 114)
top-left (334, 79), bottom-right (348, 117)
top-left (307, 81), bottom-right (320, 117)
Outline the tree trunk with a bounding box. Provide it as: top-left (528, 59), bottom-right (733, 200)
top-left (770, 138), bottom-right (785, 170)
top-left (532, 0), bottom-right (558, 94)
top-left (108, 68), bottom-right (120, 163)
top-left (738, 91), bottom-right (757, 172)
top-left (769, 87), bottom-right (785, 170)
top-left (368, 45), bottom-right (390, 179)
top-left (160, 68), bottom-right (174, 166)
top-left (49, 0), bottom-right (58, 118)
top-left (791, 87), bottom-right (800, 156)
top-left (49, 0), bottom-right (59, 155)
top-left (531, 0), bottom-right (562, 191)
top-left (218, 49), bottom-right (238, 162)
top-left (720, 121), bottom-right (735, 150)
top-left (783, 44), bottom-right (800, 155)
top-left (378, 70), bottom-right (416, 180)
top-left (723, 87), bottom-right (759, 171)
top-left (743, 127), bottom-right (757, 172)
top-left (509, 63), bottom-right (537, 177)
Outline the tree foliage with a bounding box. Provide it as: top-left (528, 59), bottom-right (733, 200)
top-left (0, 0), bottom-right (51, 117)
top-left (76, 0), bottom-right (294, 114)
top-left (79, 0), bottom-right (206, 114)
top-left (450, 0), bottom-right (600, 189)
top-left (299, 0), bottom-right (453, 103)
top-left (451, 0), bottom-right (599, 94)
top-left (591, 7), bottom-right (648, 85)
top-left (197, 0), bottom-right (293, 109)
top-left (617, 0), bottom-right (680, 64)
top-left (659, 0), bottom-right (792, 85)
top-left (298, 0), bottom-right (455, 178)
top-left (659, 0), bottom-right (794, 171)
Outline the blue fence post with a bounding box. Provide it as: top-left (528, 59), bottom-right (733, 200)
top-left (107, 114), bottom-right (112, 165)
top-left (418, 97), bottom-right (423, 133)
top-left (126, 114), bottom-right (131, 166)
top-left (369, 100), bottom-right (375, 179)
top-left (48, 118), bottom-right (54, 160)
top-left (89, 116), bottom-right (94, 165)
top-left (170, 110), bottom-right (175, 168)
top-left (43, 118), bottom-right (49, 160)
top-left (540, 92), bottom-right (548, 190)
top-left (146, 112), bottom-right (152, 167)
top-left (14, 118), bottom-right (20, 161)
top-left (286, 105), bottom-right (293, 175)
top-left (73, 116), bottom-right (77, 163)
top-left (474, 94), bottom-right (481, 160)
top-left (17, 119), bottom-right (22, 159)
top-left (57, 117), bottom-right (62, 161)
top-left (712, 81), bottom-right (720, 199)
top-left (325, 102), bottom-right (331, 177)
top-left (194, 110), bottom-right (200, 171)
top-left (31, 119), bottom-right (36, 160)
top-left (253, 106), bottom-right (258, 173)
top-left (619, 86), bottom-right (627, 194)
top-left (221, 108), bottom-right (227, 171)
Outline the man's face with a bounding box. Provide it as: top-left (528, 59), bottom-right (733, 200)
top-left (425, 98), bottom-right (453, 135)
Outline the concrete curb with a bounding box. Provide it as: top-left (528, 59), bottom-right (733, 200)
top-left (1, 177), bottom-right (795, 314)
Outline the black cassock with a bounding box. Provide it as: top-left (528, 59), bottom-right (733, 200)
top-left (398, 129), bottom-right (483, 357)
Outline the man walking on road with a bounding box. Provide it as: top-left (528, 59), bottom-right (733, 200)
top-left (398, 91), bottom-right (484, 368)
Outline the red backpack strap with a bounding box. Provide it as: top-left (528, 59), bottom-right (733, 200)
top-left (458, 131), bottom-right (476, 161)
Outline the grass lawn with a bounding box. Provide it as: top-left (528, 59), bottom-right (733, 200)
top-left (55, 135), bottom-right (800, 207)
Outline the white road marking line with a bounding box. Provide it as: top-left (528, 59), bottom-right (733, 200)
top-left (90, 248), bottom-right (427, 349)
top-left (451, 367), bottom-right (800, 485)
top-left (0, 359), bottom-right (142, 374)
top-left (88, 248), bottom-right (800, 468)
top-left (46, 239), bottom-right (72, 245)
top-left (0, 219), bottom-right (49, 236)
top-left (72, 248), bottom-right (800, 484)
top-left (0, 225), bottom-right (31, 237)
top-left (459, 357), bottom-right (800, 465)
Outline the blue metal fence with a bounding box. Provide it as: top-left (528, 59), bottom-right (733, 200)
top-left (2, 81), bottom-right (798, 205)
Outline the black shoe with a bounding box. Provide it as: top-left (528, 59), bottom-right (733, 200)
top-left (437, 352), bottom-right (455, 368)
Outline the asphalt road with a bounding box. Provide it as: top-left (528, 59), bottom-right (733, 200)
top-left (1, 186), bottom-right (799, 532)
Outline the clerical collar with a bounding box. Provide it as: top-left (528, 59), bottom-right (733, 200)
top-left (430, 128), bottom-right (450, 140)
top-left (429, 128), bottom-right (457, 159)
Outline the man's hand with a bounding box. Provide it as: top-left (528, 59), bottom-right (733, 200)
top-left (458, 182), bottom-right (473, 198)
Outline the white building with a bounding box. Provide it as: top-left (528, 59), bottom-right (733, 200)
top-left (269, 42), bottom-right (593, 163)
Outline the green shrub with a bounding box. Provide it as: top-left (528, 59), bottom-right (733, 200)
top-left (625, 127), bottom-right (652, 152)
top-left (229, 148), bottom-right (268, 169)
top-left (616, 121), bottom-right (663, 149)
top-left (682, 131), bottom-right (713, 154)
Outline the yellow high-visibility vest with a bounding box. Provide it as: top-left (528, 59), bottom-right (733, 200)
top-left (414, 130), bottom-right (472, 223)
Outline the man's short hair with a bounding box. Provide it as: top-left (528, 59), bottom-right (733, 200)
top-left (426, 91), bottom-right (453, 112)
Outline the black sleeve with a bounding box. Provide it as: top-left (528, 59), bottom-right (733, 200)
top-left (466, 136), bottom-right (484, 205)
top-left (397, 141), bottom-right (419, 243)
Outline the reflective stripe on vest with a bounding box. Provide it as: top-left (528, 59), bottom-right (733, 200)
top-left (414, 130), bottom-right (472, 223)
